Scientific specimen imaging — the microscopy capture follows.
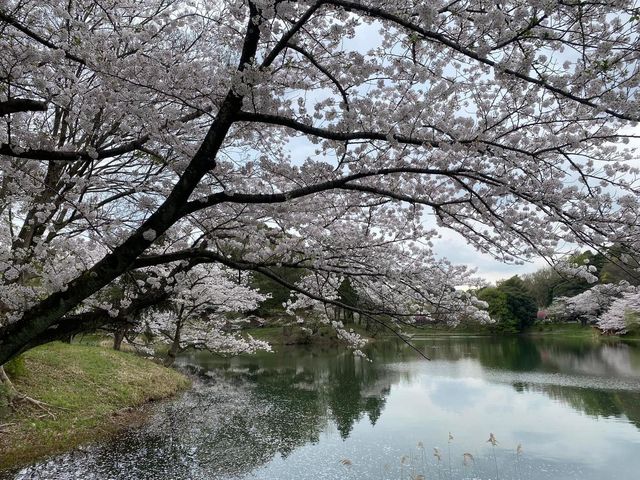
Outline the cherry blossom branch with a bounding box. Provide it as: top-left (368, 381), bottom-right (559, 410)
top-left (235, 111), bottom-right (559, 160)
top-left (135, 248), bottom-right (431, 358)
top-left (323, 0), bottom-right (640, 121)
top-left (284, 43), bottom-right (350, 108)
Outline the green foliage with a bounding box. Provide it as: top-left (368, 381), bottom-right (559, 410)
top-left (500, 276), bottom-right (539, 330)
top-left (477, 276), bottom-right (538, 333)
top-left (250, 268), bottom-right (303, 317)
top-left (521, 267), bottom-right (561, 307)
top-left (599, 245), bottom-right (640, 286)
top-left (624, 311), bottom-right (640, 334)
top-left (0, 382), bottom-right (12, 413)
top-left (336, 278), bottom-right (359, 324)
top-left (338, 278), bottom-right (358, 307)
top-left (476, 288), bottom-right (511, 327)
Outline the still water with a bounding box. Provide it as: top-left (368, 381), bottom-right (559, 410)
top-left (9, 335), bottom-right (640, 479)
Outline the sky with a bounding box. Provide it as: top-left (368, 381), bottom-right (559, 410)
top-left (431, 227), bottom-right (547, 284)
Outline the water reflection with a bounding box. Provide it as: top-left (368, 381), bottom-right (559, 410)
top-left (187, 345), bottom-right (399, 440)
top-left (6, 336), bottom-right (640, 479)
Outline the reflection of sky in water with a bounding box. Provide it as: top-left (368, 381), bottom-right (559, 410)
top-left (7, 337), bottom-right (640, 480)
top-left (248, 369), bottom-right (640, 480)
top-left (230, 340), bottom-right (640, 480)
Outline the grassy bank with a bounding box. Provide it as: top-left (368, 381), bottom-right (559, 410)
top-left (525, 322), bottom-right (601, 339)
top-left (0, 342), bottom-right (189, 471)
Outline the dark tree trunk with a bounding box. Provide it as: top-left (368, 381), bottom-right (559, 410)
top-left (164, 321), bottom-right (182, 367)
top-left (113, 330), bottom-right (125, 351)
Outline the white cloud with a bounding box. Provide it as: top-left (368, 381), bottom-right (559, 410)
top-left (431, 225), bottom-right (547, 284)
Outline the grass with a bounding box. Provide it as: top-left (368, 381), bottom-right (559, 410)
top-left (244, 322), bottom-right (609, 346)
top-left (0, 342), bottom-right (190, 471)
top-left (244, 326), bottom-right (289, 343)
top-left (525, 322), bottom-right (600, 339)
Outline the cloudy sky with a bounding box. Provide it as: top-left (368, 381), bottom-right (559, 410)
top-left (431, 227), bottom-right (547, 285)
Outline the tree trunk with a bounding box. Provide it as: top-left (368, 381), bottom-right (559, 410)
top-left (113, 330), bottom-right (125, 351)
top-left (164, 322), bottom-right (182, 367)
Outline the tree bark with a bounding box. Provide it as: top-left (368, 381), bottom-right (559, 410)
top-left (163, 322), bottom-right (182, 367)
top-left (113, 330), bottom-right (125, 351)
top-left (0, 98), bottom-right (47, 117)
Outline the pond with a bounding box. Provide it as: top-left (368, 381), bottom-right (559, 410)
top-left (8, 335), bottom-right (640, 479)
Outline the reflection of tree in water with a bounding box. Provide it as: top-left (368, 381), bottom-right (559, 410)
top-left (517, 383), bottom-right (640, 430)
top-left (475, 337), bottom-right (542, 371)
top-left (417, 334), bottom-right (640, 379)
top-left (538, 341), bottom-right (640, 378)
top-left (470, 337), bottom-right (640, 431)
top-left (405, 336), bottom-right (640, 433)
top-left (217, 345), bottom-right (399, 440)
top-left (324, 353), bottom-right (389, 438)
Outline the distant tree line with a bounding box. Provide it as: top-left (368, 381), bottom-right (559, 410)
top-left (472, 247), bottom-right (639, 333)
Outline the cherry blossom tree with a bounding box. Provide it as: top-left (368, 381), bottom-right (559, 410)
top-left (548, 281), bottom-right (638, 326)
top-left (1, 0), bottom-right (640, 365)
top-left (136, 264), bottom-right (269, 365)
top-left (597, 291), bottom-right (640, 334)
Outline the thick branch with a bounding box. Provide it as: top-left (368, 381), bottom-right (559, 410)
top-left (236, 111), bottom-right (439, 146)
top-left (181, 166), bottom-right (469, 214)
top-left (236, 111), bottom-right (543, 159)
top-left (0, 106), bottom-right (212, 162)
top-left (0, 99), bottom-right (47, 117)
top-left (0, 137), bottom-right (149, 161)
